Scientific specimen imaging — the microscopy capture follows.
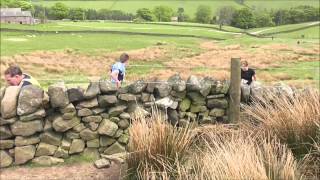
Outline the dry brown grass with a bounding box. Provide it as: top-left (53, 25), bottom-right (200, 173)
top-left (244, 88), bottom-right (320, 156)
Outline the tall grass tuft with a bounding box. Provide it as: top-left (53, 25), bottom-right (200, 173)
top-left (244, 88), bottom-right (320, 156)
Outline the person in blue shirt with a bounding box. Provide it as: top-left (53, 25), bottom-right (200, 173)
top-left (110, 53), bottom-right (129, 88)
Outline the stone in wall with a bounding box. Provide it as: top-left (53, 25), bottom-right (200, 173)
top-left (17, 85), bottom-right (44, 116)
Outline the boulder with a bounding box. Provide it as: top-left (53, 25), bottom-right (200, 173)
top-left (1, 86), bottom-right (20, 119)
top-left (77, 108), bottom-right (93, 117)
top-left (54, 147), bottom-right (69, 159)
top-left (19, 109), bottom-right (46, 121)
top-left (98, 95), bottom-right (117, 107)
top-left (83, 148), bottom-right (100, 160)
top-left (0, 125), bottom-right (13, 140)
top-left (207, 94), bottom-right (225, 99)
top-left (40, 130), bottom-right (62, 146)
top-left (118, 134), bottom-right (129, 144)
top-left (119, 113), bottom-right (130, 120)
top-left (199, 77), bottom-right (212, 97)
top-left (114, 129), bottom-right (123, 138)
top-left (209, 108), bottom-right (225, 117)
top-left (189, 105), bottom-right (207, 113)
top-left (48, 82), bottom-right (69, 108)
top-left (100, 153), bottom-right (127, 164)
top-left (88, 122), bottom-right (99, 131)
top-left (62, 112), bottom-right (76, 120)
top-left (99, 80), bottom-right (117, 94)
top-left (65, 130), bottom-right (80, 139)
top-left (168, 74), bottom-right (186, 92)
top-left (82, 116), bottom-right (102, 123)
top-left (69, 139), bottom-right (85, 154)
top-left (146, 77), bottom-right (158, 93)
top-left (79, 128), bottom-right (98, 141)
top-left (98, 119), bottom-right (118, 137)
top-left (186, 75), bottom-right (201, 91)
top-left (91, 108), bottom-right (106, 115)
top-left (187, 92), bottom-right (206, 105)
top-left (84, 81), bottom-right (100, 99)
top-left (103, 142), bottom-right (126, 155)
top-left (167, 109), bottom-right (179, 125)
top-left (118, 119), bottom-right (130, 129)
top-left (11, 120), bottom-right (43, 136)
top-left (0, 150), bottom-right (13, 168)
top-left (17, 85), bottom-right (43, 116)
top-left (15, 135), bottom-right (40, 146)
top-left (60, 103), bottom-right (76, 114)
top-left (155, 97), bottom-right (178, 109)
top-left (130, 106), bottom-right (149, 119)
top-left (212, 80), bottom-right (229, 94)
top-left (129, 80), bottom-right (147, 94)
top-left (76, 98), bottom-right (98, 109)
top-left (32, 156), bottom-right (64, 166)
top-left (0, 140), bottom-right (14, 150)
top-left (154, 82), bottom-right (172, 98)
top-left (179, 98), bottom-right (191, 112)
top-left (94, 158), bottom-right (111, 169)
top-left (0, 117), bottom-right (17, 126)
top-left (14, 145), bottom-right (36, 165)
top-left (61, 138), bottom-right (71, 150)
top-left (207, 99), bottom-right (228, 109)
top-left (67, 87), bottom-right (85, 102)
top-left (108, 105), bottom-right (127, 117)
top-left (100, 136), bottom-right (116, 147)
top-left (35, 143), bottom-right (57, 156)
top-left (118, 94), bottom-right (136, 102)
top-left (87, 139), bottom-right (100, 148)
top-left (52, 115), bottom-right (80, 132)
top-left (73, 123), bottom-right (86, 133)
top-left (170, 90), bottom-right (186, 100)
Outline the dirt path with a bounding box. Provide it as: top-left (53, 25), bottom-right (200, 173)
top-left (0, 163), bottom-right (123, 180)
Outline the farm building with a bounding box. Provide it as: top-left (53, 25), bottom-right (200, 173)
top-left (0, 8), bottom-right (34, 24)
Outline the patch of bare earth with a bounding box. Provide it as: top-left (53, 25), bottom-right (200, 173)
top-left (0, 163), bottom-right (124, 180)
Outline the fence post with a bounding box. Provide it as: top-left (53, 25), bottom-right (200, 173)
top-left (229, 58), bottom-right (241, 123)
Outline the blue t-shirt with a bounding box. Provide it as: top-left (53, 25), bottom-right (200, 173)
top-left (111, 62), bottom-right (126, 82)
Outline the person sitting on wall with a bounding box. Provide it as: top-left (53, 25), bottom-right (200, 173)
top-left (241, 60), bottom-right (256, 85)
top-left (110, 53), bottom-right (129, 88)
top-left (4, 65), bottom-right (41, 88)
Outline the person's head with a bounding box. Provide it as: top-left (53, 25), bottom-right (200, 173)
top-left (119, 53), bottom-right (129, 65)
top-left (4, 65), bottom-right (24, 86)
top-left (241, 60), bottom-right (249, 71)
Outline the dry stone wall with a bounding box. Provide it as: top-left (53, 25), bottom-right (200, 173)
top-left (0, 74), bottom-right (230, 168)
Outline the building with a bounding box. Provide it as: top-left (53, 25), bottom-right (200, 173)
top-left (0, 8), bottom-right (34, 24)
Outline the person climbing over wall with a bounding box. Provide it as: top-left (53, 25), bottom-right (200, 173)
top-left (110, 53), bottom-right (129, 88)
top-left (4, 65), bottom-right (41, 88)
top-left (240, 60), bottom-right (256, 103)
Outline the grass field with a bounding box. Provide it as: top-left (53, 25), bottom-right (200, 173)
top-left (1, 21), bottom-right (319, 89)
top-left (32, 0), bottom-right (319, 18)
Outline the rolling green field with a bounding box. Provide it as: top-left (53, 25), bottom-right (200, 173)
top-left (32, 0), bottom-right (319, 17)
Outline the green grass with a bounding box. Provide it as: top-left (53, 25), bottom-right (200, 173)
top-left (248, 22), bottom-right (319, 34)
top-left (32, 0), bottom-right (319, 18)
top-left (274, 26), bottom-right (320, 39)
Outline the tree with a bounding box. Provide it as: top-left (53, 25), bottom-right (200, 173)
top-left (195, 5), bottom-right (212, 24)
top-left (49, 2), bottom-right (69, 20)
top-left (231, 8), bottom-right (256, 29)
top-left (255, 11), bottom-right (274, 27)
top-left (136, 8), bottom-right (154, 21)
top-left (86, 9), bottom-right (98, 20)
top-left (216, 6), bottom-right (235, 29)
top-left (273, 9), bottom-right (290, 25)
top-left (153, 6), bottom-right (173, 22)
top-left (69, 8), bottom-right (85, 20)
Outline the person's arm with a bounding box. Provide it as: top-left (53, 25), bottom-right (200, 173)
top-left (252, 69), bottom-right (256, 81)
top-left (110, 70), bottom-right (121, 88)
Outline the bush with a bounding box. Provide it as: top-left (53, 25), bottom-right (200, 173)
top-left (153, 5), bottom-right (174, 22)
top-left (195, 5), bottom-right (212, 24)
top-left (136, 8), bottom-right (154, 21)
top-left (231, 8), bottom-right (256, 29)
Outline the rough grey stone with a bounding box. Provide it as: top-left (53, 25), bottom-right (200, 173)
top-left (67, 87), bottom-right (85, 102)
top-left (118, 94), bottom-right (136, 101)
top-left (40, 130), bottom-right (62, 146)
top-left (14, 145), bottom-right (35, 165)
top-left (118, 119), bottom-right (130, 129)
top-left (83, 148), bottom-right (100, 160)
top-left (100, 136), bottom-right (116, 147)
top-left (146, 78), bottom-right (158, 93)
top-left (99, 80), bottom-right (117, 94)
top-left (187, 92), bottom-right (206, 105)
top-left (62, 112), bottom-right (76, 120)
top-left (61, 138), bottom-right (71, 150)
top-left (207, 94), bottom-right (225, 99)
top-left (0, 140), bottom-right (14, 150)
top-left (189, 105), bottom-right (207, 113)
top-left (0, 117), bottom-right (17, 125)
top-left (129, 80), bottom-right (147, 94)
top-left (179, 98), bottom-right (191, 112)
top-left (60, 103), bottom-right (76, 114)
top-left (103, 142), bottom-right (125, 155)
top-left (15, 135), bottom-right (40, 147)
top-left (168, 74), bottom-right (186, 92)
top-left (52, 116), bottom-right (80, 132)
top-left (65, 130), bottom-right (80, 139)
top-left (209, 108), bottom-right (225, 117)
top-left (94, 158), bottom-right (110, 169)
top-left (87, 139), bottom-right (100, 148)
top-left (69, 139), bottom-right (85, 154)
top-left (154, 82), bottom-right (172, 98)
top-left (48, 82), bottom-right (69, 108)
top-left (80, 128), bottom-right (98, 141)
top-left (17, 85), bottom-right (43, 116)
top-left (1, 86), bottom-right (20, 119)
top-left (91, 108), bottom-right (106, 115)
top-left (77, 108), bottom-right (93, 117)
top-left (76, 98), bottom-right (98, 109)
top-left (72, 123), bottom-right (86, 133)
top-left (0, 125), bottom-right (13, 140)
top-left (19, 109), bottom-right (46, 121)
top-left (155, 97), bottom-right (178, 109)
top-left (32, 156), bottom-right (64, 166)
top-left (114, 129), bottom-right (123, 138)
top-left (141, 93), bottom-right (151, 102)
top-left (98, 95), bottom-right (118, 107)
top-left (84, 81), bottom-right (101, 99)
top-left (11, 120), bottom-right (43, 136)
top-left (108, 105), bottom-right (127, 117)
top-left (118, 134), bottom-right (129, 144)
top-left (119, 113), bottom-right (130, 120)
top-left (207, 99), bottom-right (228, 109)
top-left (187, 75), bottom-right (201, 91)
top-left (0, 150), bottom-right (13, 168)
top-left (88, 122), bottom-right (99, 131)
top-left (35, 143), bottom-right (57, 157)
top-left (167, 109), bottom-right (179, 125)
top-left (98, 119), bottom-right (118, 137)
top-left (54, 147), bottom-right (69, 159)
top-left (199, 77), bottom-right (212, 97)
top-left (82, 116), bottom-right (102, 123)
